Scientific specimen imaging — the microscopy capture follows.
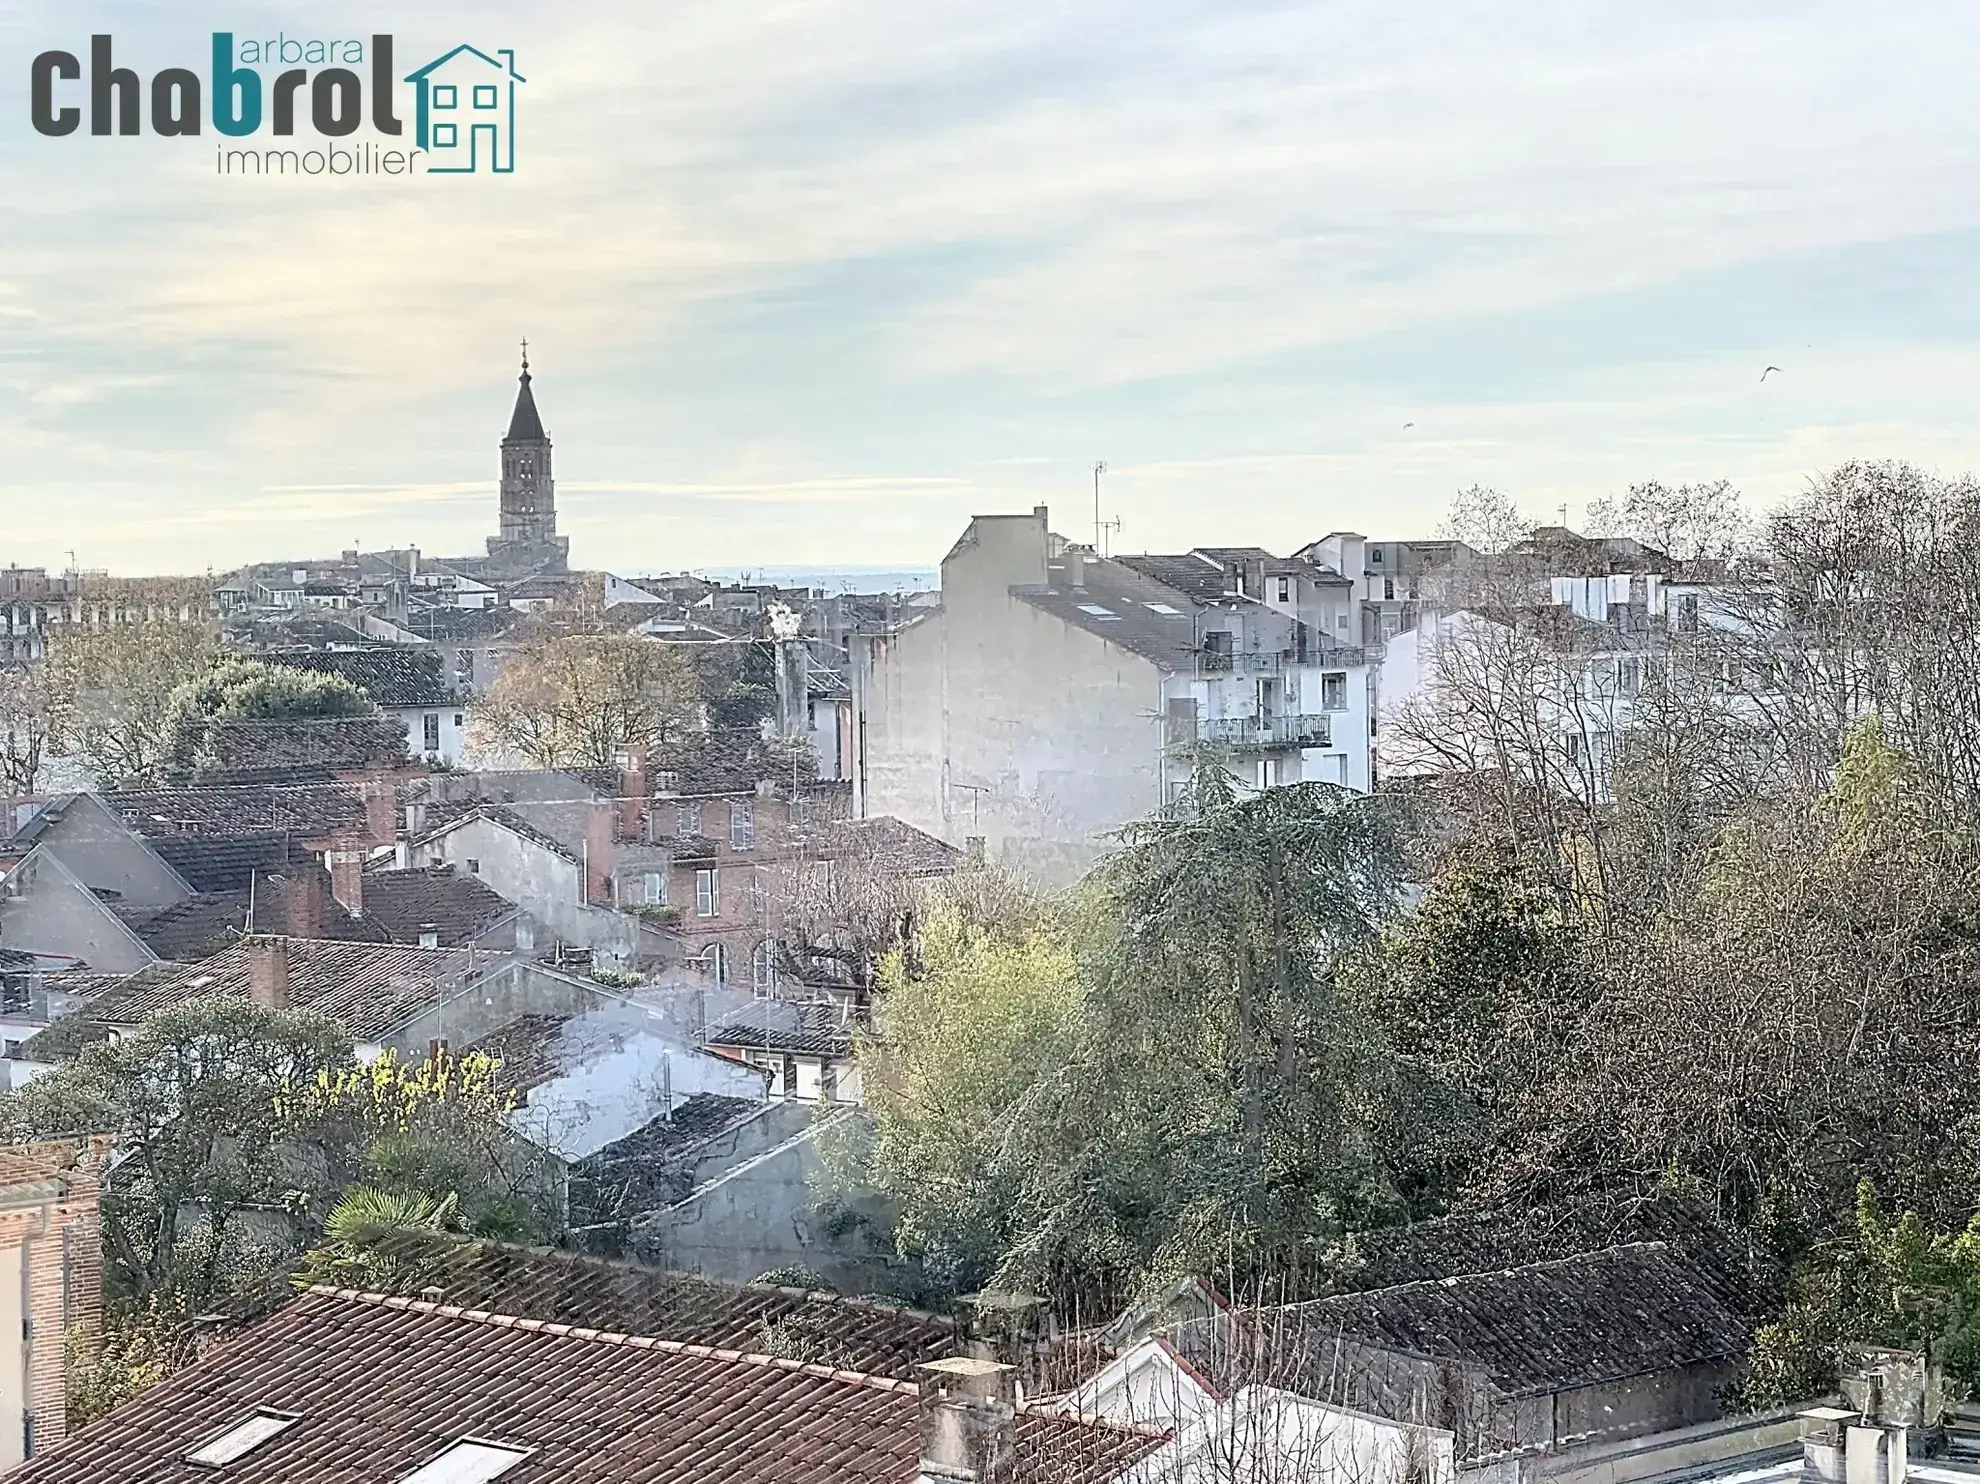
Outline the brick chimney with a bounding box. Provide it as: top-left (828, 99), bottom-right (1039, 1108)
top-left (327, 849), bottom-right (364, 919)
top-left (361, 777), bottom-right (397, 847)
top-left (585, 799), bottom-right (615, 906)
top-left (246, 937), bottom-right (290, 1011)
top-left (274, 868), bottom-right (332, 939)
top-left (617, 749), bottom-right (647, 841)
top-left (917, 1358), bottom-right (1017, 1484)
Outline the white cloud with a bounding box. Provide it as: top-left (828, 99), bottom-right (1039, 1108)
top-left (2, 0), bottom-right (1979, 571)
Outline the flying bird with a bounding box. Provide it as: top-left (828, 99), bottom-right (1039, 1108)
top-left (1760, 365), bottom-right (1782, 382)
top-left (1402, 421), bottom-right (1415, 429)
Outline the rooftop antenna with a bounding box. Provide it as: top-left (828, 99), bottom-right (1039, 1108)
top-left (1091, 462), bottom-right (1121, 557)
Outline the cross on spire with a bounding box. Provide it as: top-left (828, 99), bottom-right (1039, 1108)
top-left (520, 337), bottom-right (530, 374)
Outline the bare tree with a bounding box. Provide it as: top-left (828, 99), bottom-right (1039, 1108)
top-left (467, 635), bottom-right (703, 769)
top-left (1585, 479), bottom-right (1754, 571)
top-left (0, 665), bottom-right (53, 796)
top-left (40, 624), bottom-right (219, 787)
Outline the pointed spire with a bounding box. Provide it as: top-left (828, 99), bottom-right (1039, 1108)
top-left (506, 339), bottom-right (546, 442)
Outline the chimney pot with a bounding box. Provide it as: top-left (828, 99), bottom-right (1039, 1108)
top-left (246, 937), bottom-right (290, 1011)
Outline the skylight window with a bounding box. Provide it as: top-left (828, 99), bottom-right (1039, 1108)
top-left (1077, 603), bottom-right (1115, 617)
top-left (1144, 602), bottom-right (1182, 616)
top-left (399, 1440), bottom-right (533, 1484)
top-left (185, 1409), bottom-right (300, 1467)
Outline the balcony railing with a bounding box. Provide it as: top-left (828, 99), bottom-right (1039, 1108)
top-left (1189, 714), bottom-right (1334, 751)
top-left (1196, 647), bottom-right (1375, 675)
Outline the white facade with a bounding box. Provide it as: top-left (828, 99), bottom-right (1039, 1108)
top-left (1053, 1337), bottom-right (1458, 1484)
top-left (386, 703), bottom-right (470, 768)
top-left (855, 509), bottom-right (1379, 881)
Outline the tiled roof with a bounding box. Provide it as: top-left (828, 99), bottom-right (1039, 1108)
top-left (657, 730), bottom-right (811, 797)
top-left (402, 603), bottom-right (528, 642)
top-left (145, 833), bottom-right (305, 893)
top-left (1196, 1242), bottom-right (1750, 1401)
top-left (197, 715), bottom-right (411, 783)
top-left (466, 1013), bottom-right (570, 1094)
top-left (343, 1228), bottom-right (954, 1378)
top-left (842, 816), bottom-right (963, 877)
top-left (706, 1000), bottom-right (856, 1057)
top-left (1342, 1202), bottom-right (1783, 1319)
top-left (12, 1288), bottom-right (1160, 1484)
top-left (126, 878), bottom-right (388, 960)
top-left (265, 649), bottom-right (457, 709)
top-left (1012, 581), bottom-right (1203, 670)
top-left (107, 785), bottom-right (368, 841)
top-left (85, 938), bottom-right (486, 1041)
top-left (360, 867), bottom-right (518, 946)
top-left (235, 616), bottom-right (385, 650)
top-left (1115, 551), bottom-right (1238, 603)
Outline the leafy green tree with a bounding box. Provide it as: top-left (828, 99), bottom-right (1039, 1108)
top-left (855, 897), bottom-right (1087, 1295)
top-left (847, 766), bottom-right (1408, 1307)
top-left (1063, 766), bottom-right (1408, 1292)
top-left (158, 658), bottom-right (377, 781)
top-left (0, 1005), bottom-right (540, 1313)
top-left (1483, 723), bottom-right (1980, 1247)
top-left (1352, 847), bottom-right (1586, 1213)
top-left (0, 998), bottom-right (352, 1309)
top-left (1738, 1180), bottom-right (1980, 1408)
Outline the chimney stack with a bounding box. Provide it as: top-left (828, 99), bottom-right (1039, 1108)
top-left (327, 849), bottom-right (365, 919)
top-left (917, 1357), bottom-right (1018, 1484)
top-left (617, 749), bottom-right (648, 841)
top-left (585, 800), bottom-right (615, 906)
top-left (246, 937), bottom-right (290, 1011)
top-left (361, 777), bottom-right (397, 846)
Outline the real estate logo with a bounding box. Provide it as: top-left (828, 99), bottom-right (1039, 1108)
top-left (26, 33), bottom-right (525, 178)
top-left (404, 45), bottom-right (524, 175)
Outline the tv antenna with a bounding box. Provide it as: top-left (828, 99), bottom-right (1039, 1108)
top-left (1092, 462), bottom-right (1121, 557)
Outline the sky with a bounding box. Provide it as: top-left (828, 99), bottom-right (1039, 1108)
top-left (2, 1), bottom-right (1979, 576)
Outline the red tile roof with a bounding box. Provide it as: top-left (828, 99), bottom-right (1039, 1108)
top-left (86, 937), bottom-right (486, 1041)
top-left (332, 1229), bottom-right (956, 1379)
top-left (15, 1288), bottom-right (1163, 1483)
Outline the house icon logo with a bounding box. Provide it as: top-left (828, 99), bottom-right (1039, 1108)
top-left (404, 45), bottom-right (524, 174)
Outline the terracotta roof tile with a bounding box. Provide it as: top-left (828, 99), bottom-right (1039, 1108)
top-left (265, 649), bottom-right (458, 709)
top-left (86, 937), bottom-right (487, 1042)
top-left (343, 1229), bottom-right (955, 1379)
top-left (360, 867), bottom-right (519, 946)
top-left (107, 785), bottom-right (368, 841)
top-left (13, 1288), bottom-right (1162, 1483)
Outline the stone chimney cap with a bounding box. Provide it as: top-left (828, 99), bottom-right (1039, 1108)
top-left (918, 1357), bottom-right (1017, 1397)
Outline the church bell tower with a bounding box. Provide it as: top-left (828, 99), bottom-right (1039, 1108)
top-left (487, 340), bottom-right (570, 571)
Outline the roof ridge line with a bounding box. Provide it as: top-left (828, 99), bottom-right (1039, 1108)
top-left (379, 1230), bottom-right (961, 1331)
top-left (308, 1286), bottom-right (921, 1395)
top-left (1308, 1238), bottom-right (1685, 1307)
